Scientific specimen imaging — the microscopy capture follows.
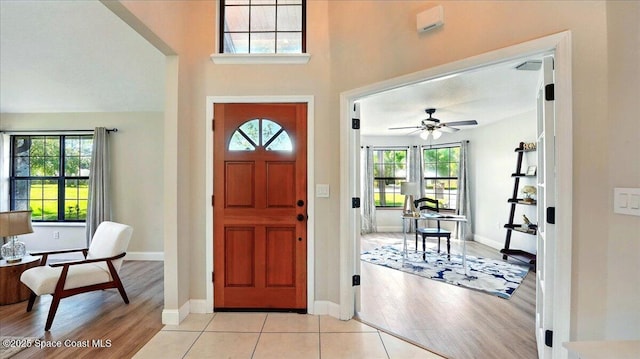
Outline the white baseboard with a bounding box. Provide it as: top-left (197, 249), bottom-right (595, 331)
top-left (188, 299), bottom-right (337, 318)
top-left (126, 252), bottom-right (164, 261)
top-left (473, 234), bottom-right (503, 250)
top-left (163, 299), bottom-right (340, 325)
top-left (376, 226), bottom-right (402, 232)
top-left (189, 299), bottom-right (212, 314)
top-left (162, 300), bottom-right (191, 325)
top-left (161, 309), bottom-right (180, 326)
top-left (313, 300), bottom-right (341, 319)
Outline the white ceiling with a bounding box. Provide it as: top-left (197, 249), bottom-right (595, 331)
top-left (359, 58), bottom-right (542, 136)
top-left (0, 0), bottom-right (541, 129)
top-left (0, 0), bottom-right (165, 113)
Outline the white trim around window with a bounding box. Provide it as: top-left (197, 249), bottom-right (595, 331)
top-left (210, 53), bottom-right (311, 65)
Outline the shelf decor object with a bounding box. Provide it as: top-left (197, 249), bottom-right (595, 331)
top-left (521, 185), bottom-right (537, 203)
top-left (0, 210), bottom-right (33, 263)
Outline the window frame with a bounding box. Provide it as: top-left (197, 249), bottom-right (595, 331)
top-left (228, 118), bottom-right (293, 152)
top-left (9, 134), bottom-right (93, 223)
top-left (371, 147), bottom-right (408, 209)
top-left (421, 144), bottom-right (461, 211)
top-left (219, 0), bottom-right (307, 55)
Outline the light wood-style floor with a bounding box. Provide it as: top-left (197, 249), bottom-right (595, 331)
top-left (358, 232), bottom-right (537, 359)
top-left (0, 260), bottom-right (164, 359)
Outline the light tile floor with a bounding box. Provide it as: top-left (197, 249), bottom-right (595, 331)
top-left (133, 313), bottom-right (445, 359)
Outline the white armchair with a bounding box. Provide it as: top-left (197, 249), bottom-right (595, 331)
top-left (20, 221), bottom-right (133, 330)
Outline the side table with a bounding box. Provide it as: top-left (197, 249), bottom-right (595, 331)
top-left (0, 255), bottom-right (41, 305)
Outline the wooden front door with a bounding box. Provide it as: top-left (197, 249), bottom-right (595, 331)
top-left (213, 103), bottom-right (307, 311)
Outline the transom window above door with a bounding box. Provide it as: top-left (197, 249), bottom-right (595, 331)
top-left (229, 118), bottom-right (293, 151)
top-left (220, 0), bottom-right (306, 54)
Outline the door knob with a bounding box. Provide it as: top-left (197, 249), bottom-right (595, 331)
top-left (297, 214), bottom-right (305, 222)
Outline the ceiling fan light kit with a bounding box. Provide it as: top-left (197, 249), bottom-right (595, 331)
top-left (420, 129), bottom-right (442, 140)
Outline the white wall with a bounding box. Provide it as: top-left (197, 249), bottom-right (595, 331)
top-left (467, 111), bottom-right (537, 253)
top-left (0, 112), bottom-right (164, 260)
top-left (362, 110), bottom-right (537, 254)
top-left (605, 1), bottom-right (640, 339)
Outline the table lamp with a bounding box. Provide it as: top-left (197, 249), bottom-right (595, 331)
top-left (401, 182), bottom-right (420, 215)
top-left (0, 210), bottom-right (33, 263)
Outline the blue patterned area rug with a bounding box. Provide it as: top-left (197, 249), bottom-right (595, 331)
top-left (361, 245), bottom-right (529, 299)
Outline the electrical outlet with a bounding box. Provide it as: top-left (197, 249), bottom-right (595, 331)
top-left (53, 231), bottom-right (60, 239)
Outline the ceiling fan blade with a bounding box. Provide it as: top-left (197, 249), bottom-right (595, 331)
top-left (388, 126), bottom-right (423, 130)
top-left (441, 120), bottom-right (478, 127)
top-left (438, 126), bottom-right (459, 133)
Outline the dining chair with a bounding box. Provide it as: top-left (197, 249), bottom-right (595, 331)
top-left (414, 198), bottom-right (452, 260)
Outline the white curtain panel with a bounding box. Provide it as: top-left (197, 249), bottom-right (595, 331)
top-left (456, 141), bottom-right (473, 240)
top-left (409, 146), bottom-right (424, 231)
top-left (361, 147), bottom-right (377, 234)
top-left (410, 146), bottom-right (424, 197)
top-left (86, 127), bottom-right (112, 245)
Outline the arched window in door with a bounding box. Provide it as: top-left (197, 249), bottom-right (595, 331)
top-left (229, 118), bottom-right (293, 151)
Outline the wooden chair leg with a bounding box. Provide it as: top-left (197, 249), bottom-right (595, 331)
top-left (110, 271), bottom-right (129, 304)
top-left (115, 280), bottom-right (129, 304)
top-left (26, 292), bottom-right (37, 312)
top-left (45, 295), bottom-right (61, 331)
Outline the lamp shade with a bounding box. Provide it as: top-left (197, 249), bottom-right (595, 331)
top-left (400, 182), bottom-right (419, 195)
top-left (0, 210), bottom-right (34, 237)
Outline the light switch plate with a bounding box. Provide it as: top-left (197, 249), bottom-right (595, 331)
top-left (614, 188), bottom-right (640, 216)
top-left (316, 184), bottom-right (330, 198)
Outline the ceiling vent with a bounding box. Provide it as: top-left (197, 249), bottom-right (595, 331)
top-left (515, 60), bottom-right (542, 71)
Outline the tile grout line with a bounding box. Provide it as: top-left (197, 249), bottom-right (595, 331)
top-left (377, 330), bottom-right (392, 359)
top-left (250, 313), bottom-right (269, 358)
top-left (180, 313), bottom-right (217, 359)
top-left (318, 316), bottom-right (322, 359)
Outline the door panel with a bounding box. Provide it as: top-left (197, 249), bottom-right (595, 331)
top-left (265, 227), bottom-right (296, 287)
top-left (214, 103), bottom-right (307, 311)
top-left (224, 227), bottom-right (255, 287)
top-left (225, 162), bottom-right (255, 207)
top-left (266, 162), bottom-right (296, 208)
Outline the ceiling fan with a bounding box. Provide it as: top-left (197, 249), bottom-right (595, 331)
top-left (389, 108), bottom-right (478, 139)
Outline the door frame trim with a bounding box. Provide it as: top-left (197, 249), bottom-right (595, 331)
top-left (339, 31), bottom-right (572, 358)
top-left (206, 96), bottom-right (315, 313)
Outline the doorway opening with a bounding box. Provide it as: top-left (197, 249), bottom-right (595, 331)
top-left (339, 32), bottom-right (573, 359)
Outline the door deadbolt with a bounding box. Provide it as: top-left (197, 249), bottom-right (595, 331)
top-left (297, 200), bottom-right (305, 207)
